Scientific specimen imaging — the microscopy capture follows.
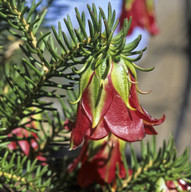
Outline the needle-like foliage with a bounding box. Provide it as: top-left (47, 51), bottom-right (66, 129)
top-left (118, 136), bottom-right (191, 191)
top-left (0, 0), bottom-right (190, 191)
top-left (0, 150), bottom-right (52, 191)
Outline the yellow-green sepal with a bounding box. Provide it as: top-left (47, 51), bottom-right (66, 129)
top-left (70, 65), bottom-right (94, 104)
top-left (95, 56), bottom-right (112, 84)
top-left (88, 75), bottom-right (109, 128)
top-left (111, 59), bottom-right (134, 110)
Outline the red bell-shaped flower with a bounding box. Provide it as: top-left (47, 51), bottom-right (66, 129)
top-left (68, 135), bottom-right (127, 187)
top-left (119, 0), bottom-right (159, 35)
top-left (68, 58), bottom-right (165, 149)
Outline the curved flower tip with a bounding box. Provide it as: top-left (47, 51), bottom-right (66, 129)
top-left (139, 112), bottom-right (165, 135)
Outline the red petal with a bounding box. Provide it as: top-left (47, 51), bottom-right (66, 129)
top-left (67, 142), bottom-right (88, 173)
top-left (166, 180), bottom-right (176, 189)
top-left (70, 103), bottom-right (91, 149)
top-left (131, 102), bottom-right (166, 126)
top-left (119, 0), bottom-right (159, 36)
top-left (8, 127), bottom-right (39, 154)
top-left (85, 119), bottom-right (109, 140)
top-left (18, 140), bottom-right (30, 156)
top-left (31, 139), bottom-right (38, 149)
top-left (81, 82), bottom-right (92, 121)
top-left (82, 77), bottom-right (114, 124)
top-left (7, 142), bottom-right (17, 150)
top-left (98, 141), bottom-right (126, 183)
top-left (76, 142), bottom-right (106, 187)
top-left (104, 94), bottom-right (145, 142)
top-left (31, 131), bottom-right (38, 140)
top-left (36, 155), bottom-right (47, 162)
top-left (11, 128), bottom-right (26, 137)
top-left (75, 139), bottom-right (126, 187)
top-left (148, 15), bottom-right (160, 35)
top-left (77, 161), bottom-right (101, 187)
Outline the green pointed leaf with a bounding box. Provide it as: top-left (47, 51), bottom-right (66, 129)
top-left (122, 35), bottom-right (142, 54)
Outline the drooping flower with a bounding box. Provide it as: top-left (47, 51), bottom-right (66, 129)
top-left (68, 57), bottom-right (165, 149)
top-left (119, 0), bottom-right (159, 35)
top-left (8, 122), bottom-right (47, 164)
top-left (67, 135), bottom-right (127, 187)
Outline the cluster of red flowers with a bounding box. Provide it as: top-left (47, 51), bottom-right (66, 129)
top-left (8, 123), bottom-right (47, 165)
